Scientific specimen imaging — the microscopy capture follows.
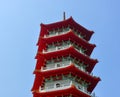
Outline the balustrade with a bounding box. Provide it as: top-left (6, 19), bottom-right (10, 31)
top-left (43, 41), bottom-right (87, 56)
top-left (40, 79), bottom-right (91, 96)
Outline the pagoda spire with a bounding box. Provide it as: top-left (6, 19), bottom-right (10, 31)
top-left (63, 12), bottom-right (66, 20)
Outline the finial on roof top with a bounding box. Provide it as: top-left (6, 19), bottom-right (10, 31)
top-left (63, 12), bottom-right (66, 20)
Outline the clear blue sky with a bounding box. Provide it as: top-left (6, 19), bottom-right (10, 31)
top-left (0, 0), bottom-right (120, 97)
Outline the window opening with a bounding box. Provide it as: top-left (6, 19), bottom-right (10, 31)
top-left (78, 85), bottom-right (82, 89)
top-left (56, 63), bottom-right (61, 67)
top-left (57, 46), bottom-right (62, 50)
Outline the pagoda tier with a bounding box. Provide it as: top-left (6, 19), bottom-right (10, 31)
top-left (37, 30), bottom-right (96, 56)
top-left (32, 74), bottom-right (99, 97)
top-left (32, 71), bottom-right (100, 97)
top-left (35, 46), bottom-right (98, 73)
top-left (35, 64), bottom-right (100, 92)
top-left (38, 17), bottom-right (94, 41)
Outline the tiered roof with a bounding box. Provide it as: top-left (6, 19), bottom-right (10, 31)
top-left (32, 17), bottom-right (100, 97)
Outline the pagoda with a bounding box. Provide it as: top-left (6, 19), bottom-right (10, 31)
top-left (31, 16), bottom-right (100, 97)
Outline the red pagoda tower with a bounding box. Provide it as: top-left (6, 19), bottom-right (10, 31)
top-left (31, 16), bottom-right (100, 97)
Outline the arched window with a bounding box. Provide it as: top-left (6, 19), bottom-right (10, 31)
top-left (56, 83), bottom-right (61, 88)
